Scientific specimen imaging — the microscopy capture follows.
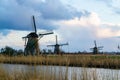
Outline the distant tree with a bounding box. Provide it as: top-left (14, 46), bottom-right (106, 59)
top-left (17, 49), bottom-right (24, 55)
top-left (0, 46), bottom-right (16, 56)
top-left (78, 51), bottom-right (81, 54)
top-left (0, 46), bottom-right (24, 56)
top-left (42, 49), bottom-right (47, 54)
top-left (0, 48), bottom-right (4, 53)
top-left (48, 49), bottom-right (53, 54)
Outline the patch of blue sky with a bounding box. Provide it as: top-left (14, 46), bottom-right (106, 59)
top-left (0, 29), bottom-right (10, 36)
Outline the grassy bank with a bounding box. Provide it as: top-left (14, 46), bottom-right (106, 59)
top-left (0, 54), bottom-right (120, 69)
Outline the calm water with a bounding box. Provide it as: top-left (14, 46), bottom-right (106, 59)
top-left (0, 64), bottom-right (120, 80)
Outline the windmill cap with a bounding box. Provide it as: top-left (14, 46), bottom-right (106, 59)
top-left (27, 32), bottom-right (38, 38)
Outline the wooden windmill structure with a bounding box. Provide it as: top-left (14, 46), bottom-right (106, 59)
top-left (47, 35), bottom-right (68, 54)
top-left (90, 40), bottom-right (103, 54)
top-left (22, 16), bottom-right (53, 56)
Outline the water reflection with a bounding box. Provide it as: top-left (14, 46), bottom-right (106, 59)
top-left (0, 64), bottom-right (120, 80)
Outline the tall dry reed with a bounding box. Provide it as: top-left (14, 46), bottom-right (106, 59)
top-left (0, 54), bottom-right (120, 69)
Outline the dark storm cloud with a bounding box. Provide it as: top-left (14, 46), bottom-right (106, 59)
top-left (16, 0), bottom-right (87, 20)
top-left (0, 0), bottom-right (90, 31)
top-left (37, 0), bottom-right (85, 20)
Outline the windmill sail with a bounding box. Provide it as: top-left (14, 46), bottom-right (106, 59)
top-left (39, 31), bottom-right (53, 36)
top-left (59, 42), bottom-right (69, 46)
top-left (32, 16), bottom-right (37, 33)
top-left (94, 40), bottom-right (97, 47)
top-left (118, 45), bottom-right (120, 49)
top-left (56, 35), bottom-right (58, 44)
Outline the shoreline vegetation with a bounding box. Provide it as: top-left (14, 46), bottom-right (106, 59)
top-left (0, 54), bottom-right (120, 80)
top-left (0, 54), bottom-right (120, 69)
top-left (1, 64), bottom-right (119, 80)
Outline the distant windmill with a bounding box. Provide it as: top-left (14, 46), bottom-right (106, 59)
top-left (118, 45), bottom-right (120, 50)
top-left (22, 16), bottom-right (53, 56)
top-left (47, 35), bottom-right (68, 54)
top-left (90, 40), bottom-right (103, 54)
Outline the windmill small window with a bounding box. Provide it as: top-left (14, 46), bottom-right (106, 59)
top-left (22, 16), bottom-right (53, 56)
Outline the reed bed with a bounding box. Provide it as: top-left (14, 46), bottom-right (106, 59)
top-left (0, 54), bottom-right (120, 80)
top-left (0, 54), bottom-right (120, 69)
top-left (0, 64), bottom-right (120, 80)
top-left (0, 65), bottom-right (78, 80)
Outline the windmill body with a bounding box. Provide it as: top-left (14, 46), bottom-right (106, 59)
top-left (23, 16), bottom-right (53, 56)
top-left (24, 32), bottom-right (39, 55)
top-left (54, 44), bottom-right (60, 54)
top-left (47, 35), bottom-right (68, 54)
top-left (93, 46), bottom-right (98, 54)
top-left (93, 40), bottom-right (98, 54)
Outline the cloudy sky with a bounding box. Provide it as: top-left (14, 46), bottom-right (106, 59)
top-left (0, 0), bottom-right (120, 52)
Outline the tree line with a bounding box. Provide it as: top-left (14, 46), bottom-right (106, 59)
top-left (0, 46), bottom-right (54, 56)
top-left (0, 46), bottom-right (24, 56)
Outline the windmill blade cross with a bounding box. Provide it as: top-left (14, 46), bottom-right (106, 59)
top-left (22, 37), bottom-right (27, 46)
top-left (98, 46), bottom-right (104, 48)
top-left (98, 48), bottom-right (103, 50)
top-left (24, 38), bottom-right (27, 46)
top-left (39, 32), bottom-right (53, 36)
top-left (59, 42), bottom-right (69, 46)
top-left (56, 35), bottom-right (58, 44)
top-left (47, 45), bottom-right (55, 47)
top-left (32, 16), bottom-right (37, 33)
top-left (22, 36), bottom-right (28, 39)
top-left (90, 48), bottom-right (94, 50)
top-left (118, 45), bottom-right (120, 49)
top-left (94, 40), bottom-right (97, 47)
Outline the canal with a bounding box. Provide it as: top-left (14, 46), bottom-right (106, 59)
top-left (0, 64), bottom-right (120, 80)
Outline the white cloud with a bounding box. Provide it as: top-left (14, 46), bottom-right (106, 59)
top-left (56, 12), bottom-right (100, 27)
top-left (0, 29), bottom-right (55, 50)
top-left (55, 12), bottom-right (120, 39)
top-left (1, 9), bottom-right (120, 52)
top-left (0, 30), bottom-right (27, 49)
top-left (52, 12), bottom-right (120, 52)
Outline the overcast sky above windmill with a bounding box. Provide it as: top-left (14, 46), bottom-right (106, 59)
top-left (0, 0), bottom-right (120, 52)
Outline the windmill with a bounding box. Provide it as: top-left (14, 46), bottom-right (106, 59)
top-left (118, 45), bottom-right (120, 50)
top-left (22, 16), bottom-right (53, 56)
top-left (90, 40), bottom-right (103, 54)
top-left (47, 35), bottom-right (68, 54)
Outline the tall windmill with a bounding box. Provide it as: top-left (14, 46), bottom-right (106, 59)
top-left (47, 35), bottom-right (68, 54)
top-left (90, 40), bottom-right (103, 54)
top-left (22, 16), bottom-right (53, 56)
